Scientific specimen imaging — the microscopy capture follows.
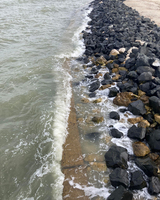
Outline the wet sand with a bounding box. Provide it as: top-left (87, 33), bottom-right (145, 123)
top-left (124, 0), bottom-right (160, 26)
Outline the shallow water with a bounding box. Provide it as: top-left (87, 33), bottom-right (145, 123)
top-left (0, 0), bottom-right (91, 199)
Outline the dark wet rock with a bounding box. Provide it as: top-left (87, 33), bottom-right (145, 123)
top-left (138, 72), bottom-right (152, 83)
top-left (136, 66), bottom-right (155, 75)
top-left (119, 108), bottom-right (128, 113)
top-left (129, 171), bottom-right (147, 190)
top-left (89, 92), bottom-right (96, 98)
top-left (148, 176), bottom-right (160, 195)
top-left (109, 111), bottom-right (120, 120)
top-left (128, 100), bottom-right (146, 115)
top-left (127, 125), bottom-right (146, 140)
top-left (147, 129), bottom-right (160, 152)
top-left (136, 53), bottom-right (150, 67)
top-left (85, 132), bottom-right (100, 141)
top-left (127, 71), bottom-right (138, 79)
top-left (135, 157), bottom-right (158, 177)
top-left (109, 168), bottom-right (129, 188)
top-left (85, 75), bottom-right (94, 79)
top-left (149, 96), bottom-right (160, 114)
top-left (107, 185), bottom-right (133, 200)
top-left (108, 87), bottom-right (119, 98)
top-left (104, 145), bottom-right (128, 169)
top-left (104, 73), bottom-right (111, 80)
top-left (89, 80), bottom-right (100, 92)
top-left (90, 67), bottom-right (98, 74)
top-left (110, 128), bottom-right (123, 138)
top-left (125, 58), bottom-right (136, 70)
top-left (101, 79), bottom-right (113, 85)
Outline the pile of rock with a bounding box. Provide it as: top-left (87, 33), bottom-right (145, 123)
top-left (78, 0), bottom-right (160, 198)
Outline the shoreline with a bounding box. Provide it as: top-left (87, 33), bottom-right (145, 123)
top-left (62, 0), bottom-right (160, 199)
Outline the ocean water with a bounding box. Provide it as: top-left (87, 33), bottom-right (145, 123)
top-left (0, 0), bottom-right (91, 199)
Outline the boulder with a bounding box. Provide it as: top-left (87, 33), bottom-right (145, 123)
top-left (107, 185), bottom-right (133, 200)
top-left (89, 80), bottom-right (100, 92)
top-left (138, 72), bottom-right (152, 83)
top-left (110, 128), bottom-right (123, 138)
top-left (154, 114), bottom-right (160, 124)
top-left (128, 100), bottom-right (146, 115)
top-left (108, 87), bottom-right (119, 98)
top-left (113, 92), bottom-right (133, 107)
top-left (149, 96), bottom-right (160, 114)
top-left (110, 49), bottom-right (119, 56)
top-left (127, 116), bottom-right (143, 124)
top-left (132, 141), bottom-right (150, 157)
top-left (136, 53), bottom-right (150, 67)
top-left (127, 125), bottom-right (146, 140)
top-left (135, 157), bottom-right (158, 177)
top-left (104, 145), bottom-right (128, 169)
top-left (127, 71), bottom-right (138, 79)
top-left (104, 73), bottom-right (111, 80)
top-left (95, 56), bottom-right (107, 65)
top-left (148, 177), bottom-right (160, 195)
top-left (109, 168), bottom-right (129, 188)
top-left (109, 111), bottom-right (120, 120)
top-left (129, 170), bottom-right (147, 190)
top-left (147, 129), bottom-right (160, 151)
top-left (136, 66), bottom-right (155, 75)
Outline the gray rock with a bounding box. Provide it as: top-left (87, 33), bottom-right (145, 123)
top-left (104, 145), bottom-right (128, 169)
top-left (107, 185), bottom-right (133, 200)
top-left (149, 96), bottom-right (160, 114)
top-left (109, 168), bottom-right (129, 188)
top-left (147, 129), bottom-right (160, 151)
top-left (129, 171), bottom-right (147, 190)
top-left (136, 66), bottom-right (155, 75)
top-left (135, 157), bottom-right (158, 177)
top-left (138, 72), bottom-right (152, 83)
top-left (89, 80), bottom-right (100, 92)
top-left (110, 128), bottom-right (123, 138)
top-left (128, 100), bottom-right (146, 115)
top-left (148, 176), bottom-right (160, 195)
top-left (127, 125), bottom-right (146, 140)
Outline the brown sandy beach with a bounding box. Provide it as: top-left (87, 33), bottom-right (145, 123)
top-left (124, 0), bottom-right (160, 26)
top-left (62, 0), bottom-right (160, 199)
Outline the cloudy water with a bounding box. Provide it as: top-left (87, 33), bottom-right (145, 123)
top-left (0, 0), bottom-right (91, 199)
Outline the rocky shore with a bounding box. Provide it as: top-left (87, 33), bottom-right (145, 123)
top-left (76, 0), bottom-right (160, 199)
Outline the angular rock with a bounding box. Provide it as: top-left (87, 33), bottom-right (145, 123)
top-left (128, 100), bottom-right (146, 115)
top-left (107, 185), bottom-right (133, 200)
top-left (127, 71), bottom-right (138, 79)
top-left (89, 80), bottom-right (100, 92)
top-left (138, 72), bottom-right (152, 83)
top-left (147, 129), bottom-right (160, 151)
top-left (109, 168), bottom-right (129, 188)
top-left (149, 96), bottom-right (160, 114)
top-left (132, 141), bottom-right (150, 157)
top-left (128, 116), bottom-right (143, 125)
top-left (110, 49), bottom-right (119, 56)
top-left (127, 125), bottom-right (146, 140)
top-left (109, 111), bottom-right (120, 120)
top-left (104, 145), bottom-right (128, 169)
top-left (136, 53), bottom-right (150, 67)
top-left (113, 92), bottom-right (133, 107)
top-left (135, 157), bottom-right (158, 177)
top-left (104, 73), bottom-right (111, 80)
top-left (95, 56), bottom-right (107, 66)
top-left (154, 114), bottom-right (160, 124)
top-left (129, 170), bottom-right (147, 190)
top-left (108, 87), bottom-right (119, 98)
top-left (136, 66), bottom-right (155, 75)
top-left (110, 128), bottom-right (123, 138)
top-left (148, 177), bottom-right (160, 195)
